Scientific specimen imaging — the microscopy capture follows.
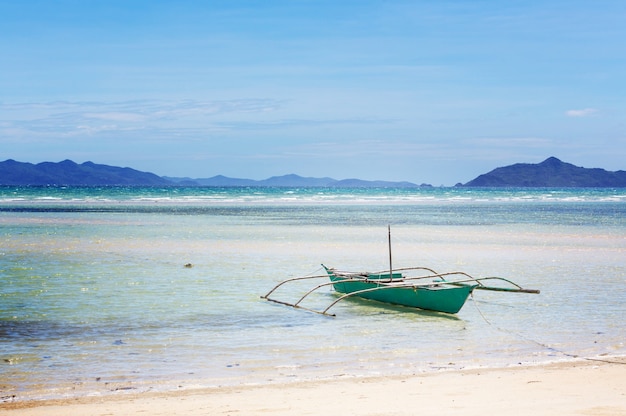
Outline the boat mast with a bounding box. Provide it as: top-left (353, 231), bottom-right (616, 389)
top-left (388, 224), bottom-right (393, 280)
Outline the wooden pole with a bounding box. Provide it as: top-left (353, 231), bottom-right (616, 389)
top-left (388, 225), bottom-right (393, 281)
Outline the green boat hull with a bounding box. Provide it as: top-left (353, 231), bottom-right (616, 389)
top-left (326, 269), bottom-right (475, 314)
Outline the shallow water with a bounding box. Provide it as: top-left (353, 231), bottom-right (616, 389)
top-left (1, 187), bottom-right (625, 400)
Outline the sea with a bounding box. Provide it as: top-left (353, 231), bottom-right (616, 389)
top-left (1, 186), bottom-right (625, 401)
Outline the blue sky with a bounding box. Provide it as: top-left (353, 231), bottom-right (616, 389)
top-left (1, 0), bottom-right (624, 185)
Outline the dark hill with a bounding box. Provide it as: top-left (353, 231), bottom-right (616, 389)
top-left (462, 157), bottom-right (626, 187)
top-left (0, 159), bottom-right (171, 186)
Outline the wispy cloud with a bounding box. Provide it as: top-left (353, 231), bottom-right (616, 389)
top-left (467, 137), bottom-right (553, 148)
top-left (213, 117), bottom-right (393, 131)
top-left (278, 139), bottom-right (457, 160)
top-left (0, 99), bottom-right (285, 140)
top-left (0, 99), bottom-right (395, 144)
top-left (565, 108), bottom-right (598, 117)
top-left (0, 99), bottom-right (283, 119)
top-left (82, 112), bottom-right (147, 123)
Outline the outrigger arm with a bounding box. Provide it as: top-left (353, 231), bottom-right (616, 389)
top-left (261, 268), bottom-right (539, 316)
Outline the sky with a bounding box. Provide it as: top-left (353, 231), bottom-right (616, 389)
top-left (1, 0), bottom-right (625, 185)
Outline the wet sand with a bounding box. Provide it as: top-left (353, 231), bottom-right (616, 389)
top-left (3, 359), bottom-right (625, 416)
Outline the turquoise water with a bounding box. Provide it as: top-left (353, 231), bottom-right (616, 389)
top-left (1, 187), bottom-right (625, 400)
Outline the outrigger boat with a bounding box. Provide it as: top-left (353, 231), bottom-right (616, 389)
top-left (262, 227), bottom-right (539, 316)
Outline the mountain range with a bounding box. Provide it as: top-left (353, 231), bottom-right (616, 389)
top-left (462, 156), bottom-right (626, 187)
top-left (0, 159), bottom-right (428, 187)
top-left (0, 159), bottom-right (171, 186)
top-left (1, 157), bottom-right (625, 187)
top-left (164, 173), bottom-right (423, 188)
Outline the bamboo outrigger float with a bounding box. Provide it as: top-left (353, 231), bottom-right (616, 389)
top-left (262, 227), bottom-right (539, 316)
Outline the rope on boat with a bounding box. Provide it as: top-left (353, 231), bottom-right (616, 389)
top-left (470, 292), bottom-right (626, 366)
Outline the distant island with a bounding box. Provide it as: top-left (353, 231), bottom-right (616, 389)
top-left (1, 157), bottom-right (625, 187)
top-left (460, 157), bottom-right (626, 187)
top-left (0, 159), bottom-right (427, 188)
top-left (164, 173), bottom-right (425, 188)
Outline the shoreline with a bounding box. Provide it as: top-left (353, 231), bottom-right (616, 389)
top-left (3, 359), bottom-right (625, 416)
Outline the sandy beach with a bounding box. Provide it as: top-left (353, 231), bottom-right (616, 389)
top-left (2, 359), bottom-right (625, 416)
